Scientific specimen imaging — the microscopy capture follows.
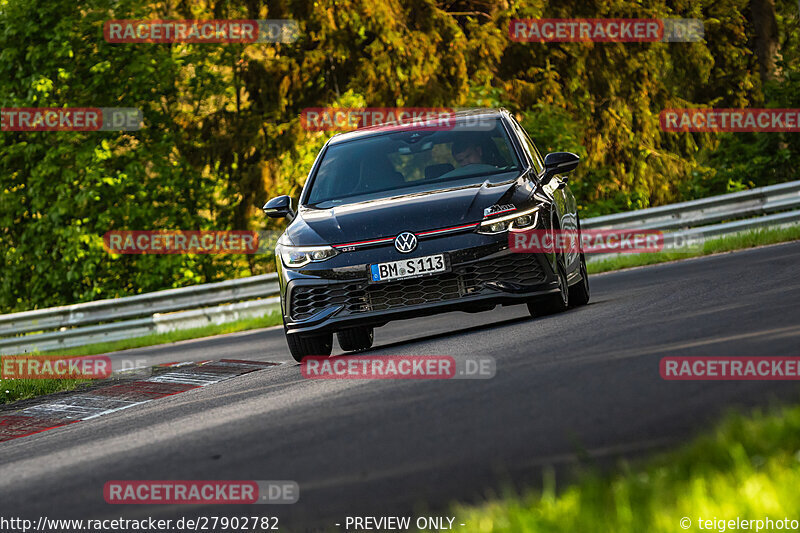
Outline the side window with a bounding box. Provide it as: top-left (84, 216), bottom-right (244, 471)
top-left (522, 131), bottom-right (545, 173)
top-left (510, 118), bottom-right (544, 174)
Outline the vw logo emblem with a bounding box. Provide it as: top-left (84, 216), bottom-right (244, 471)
top-left (394, 232), bottom-right (417, 253)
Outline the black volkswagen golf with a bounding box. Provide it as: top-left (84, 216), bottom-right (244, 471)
top-left (264, 109), bottom-right (589, 361)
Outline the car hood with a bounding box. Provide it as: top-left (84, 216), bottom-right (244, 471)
top-left (285, 175), bottom-right (532, 245)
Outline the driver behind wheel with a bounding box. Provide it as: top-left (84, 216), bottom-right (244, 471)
top-left (451, 135), bottom-right (485, 167)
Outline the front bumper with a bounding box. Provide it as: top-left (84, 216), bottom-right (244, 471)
top-left (281, 236), bottom-right (558, 335)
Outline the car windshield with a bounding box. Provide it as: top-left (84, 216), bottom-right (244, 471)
top-left (304, 118), bottom-right (521, 206)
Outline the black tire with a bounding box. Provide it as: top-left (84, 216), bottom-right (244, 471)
top-left (285, 329), bottom-right (333, 362)
top-left (569, 252), bottom-right (590, 307)
top-left (337, 326), bottom-right (374, 352)
top-left (527, 255), bottom-right (569, 317)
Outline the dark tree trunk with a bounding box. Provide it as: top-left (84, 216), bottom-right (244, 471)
top-left (750, 0), bottom-right (780, 82)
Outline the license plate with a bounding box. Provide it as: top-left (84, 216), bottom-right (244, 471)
top-left (370, 254), bottom-right (447, 283)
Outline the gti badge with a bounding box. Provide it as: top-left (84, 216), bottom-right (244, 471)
top-left (394, 232), bottom-right (417, 253)
top-left (483, 204), bottom-right (516, 218)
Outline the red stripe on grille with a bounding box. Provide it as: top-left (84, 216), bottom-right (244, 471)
top-left (334, 223), bottom-right (479, 248)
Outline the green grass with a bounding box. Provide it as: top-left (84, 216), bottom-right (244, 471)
top-left (0, 310), bottom-right (282, 405)
top-left (588, 224), bottom-right (800, 274)
top-left (447, 402), bottom-right (800, 533)
top-left (0, 376), bottom-right (90, 406)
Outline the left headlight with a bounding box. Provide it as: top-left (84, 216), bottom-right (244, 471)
top-left (478, 206), bottom-right (540, 234)
top-left (276, 244), bottom-right (339, 268)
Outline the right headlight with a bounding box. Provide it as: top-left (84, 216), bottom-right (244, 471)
top-left (276, 244), bottom-right (339, 268)
top-left (478, 206), bottom-right (540, 234)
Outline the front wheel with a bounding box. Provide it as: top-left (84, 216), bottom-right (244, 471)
top-left (528, 255), bottom-right (569, 317)
top-left (569, 252), bottom-right (590, 307)
top-left (337, 326), bottom-right (374, 352)
top-left (285, 329), bottom-right (333, 362)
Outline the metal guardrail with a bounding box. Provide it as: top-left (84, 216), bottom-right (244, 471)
top-left (583, 180), bottom-right (800, 231)
top-left (583, 180), bottom-right (800, 262)
top-left (0, 275), bottom-right (281, 355)
top-left (0, 297), bottom-right (282, 355)
top-left (0, 274), bottom-right (279, 337)
top-left (1, 180), bottom-right (799, 355)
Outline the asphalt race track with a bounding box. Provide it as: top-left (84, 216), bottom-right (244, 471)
top-left (1, 241), bottom-right (799, 531)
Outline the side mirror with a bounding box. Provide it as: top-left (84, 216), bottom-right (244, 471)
top-left (542, 152), bottom-right (580, 183)
top-left (263, 195), bottom-right (295, 221)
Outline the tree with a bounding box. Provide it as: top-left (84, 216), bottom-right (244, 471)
top-left (750, 0), bottom-right (781, 82)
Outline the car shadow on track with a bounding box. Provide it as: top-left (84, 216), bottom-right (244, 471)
top-left (335, 313), bottom-right (537, 357)
top-left (285, 301), bottom-right (605, 364)
top-left (355, 300), bottom-right (608, 357)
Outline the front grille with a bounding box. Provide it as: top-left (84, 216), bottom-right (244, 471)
top-left (290, 282), bottom-right (368, 321)
top-left (458, 253), bottom-right (548, 289)
top-left (289, 254), bottom-right (547, 320)
top-left (367, 273), bottom-right (462, 311)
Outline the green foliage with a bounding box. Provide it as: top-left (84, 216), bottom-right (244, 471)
top-left (0, 0), bottom-right (252, 311)
top-left (687, 69), bottom-right (800, 199)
